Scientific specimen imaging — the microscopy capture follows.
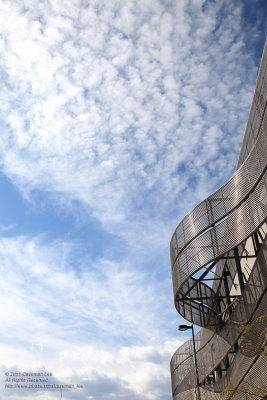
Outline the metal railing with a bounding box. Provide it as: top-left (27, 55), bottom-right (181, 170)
top-left (170, 40), bottom-right (267, 399)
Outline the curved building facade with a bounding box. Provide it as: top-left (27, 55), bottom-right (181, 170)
top-left (170, 41), bottom-right (267, 400)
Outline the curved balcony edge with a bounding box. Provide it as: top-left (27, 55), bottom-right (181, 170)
top-left (170, 237), bottom-right (267, 398)
top-left (170, 123), bottom-right (267, 268)
top-left (173, 169), bottom-right (267, 321)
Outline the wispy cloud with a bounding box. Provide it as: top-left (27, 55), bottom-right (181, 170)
top-left (0, 235), bottom-right (174, 345)
top-left (0, 235), bottom-right (181, 399)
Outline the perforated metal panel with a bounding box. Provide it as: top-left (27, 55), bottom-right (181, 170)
top-left (171, 243), bottom-right (267, 397)
top-left (172, 169), bottom-right (267, 310)
top-left (170, 125), bottom-right (267, 267)
top-left (170, 40), bottom-right (267, 400)
top-left (237, 40), bottom-right (267, 167)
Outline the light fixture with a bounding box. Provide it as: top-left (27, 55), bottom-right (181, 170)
top-left (178, 324), bottom-right (193, 331)
top-left (178, 324), bottom-right (201, 400)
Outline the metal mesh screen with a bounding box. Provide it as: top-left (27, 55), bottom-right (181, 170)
top-left (171, 239), bottom-right (267, 397)
top-left (172, 169), bottom-right (267, 303)
top-left (237, 39), bottom-right (267, 167)
top-left (210, 291), bottom-right (267, 395)
top-left (170, 40), bottom-right (267, 400)
top-left (170, 122), bottom-right (267, 267)
top-left (171, 328), bottom-right (214, 394)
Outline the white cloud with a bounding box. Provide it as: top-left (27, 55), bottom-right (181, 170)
top-left (0, 1), bottom-right (264, 399)
top-left (0, 341), bottom-right (179, 400)
top-left (0, 235), bottom-right (174, 345)
top-left (0, 235), bottom-right (181, 399)
top-left (0, 341), bottom-right (178, 399)
top-left (0, 0), bottom-right (259, 233)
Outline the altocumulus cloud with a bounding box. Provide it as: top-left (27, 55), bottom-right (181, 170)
top-left (0, 0), bottom-right (260, 226)
top-left (0, 0), bottom-right (265, 399)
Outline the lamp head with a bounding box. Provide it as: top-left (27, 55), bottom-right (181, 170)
top-left (178, 324), bottom-right (193, 331)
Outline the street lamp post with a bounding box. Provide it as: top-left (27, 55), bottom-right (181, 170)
top-left (178, 324), bottom-right (201, 400)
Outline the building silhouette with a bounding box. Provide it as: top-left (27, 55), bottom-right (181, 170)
top-left (170, 41), bottom-right (267, 399)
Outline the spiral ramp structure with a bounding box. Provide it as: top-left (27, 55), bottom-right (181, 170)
top-left (170, 41), bottom-right (267, 400)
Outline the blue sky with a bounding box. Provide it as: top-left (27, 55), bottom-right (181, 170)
top-left (0, 0), bottom-right (266, 399)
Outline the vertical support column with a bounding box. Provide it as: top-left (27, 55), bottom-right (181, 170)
top-left (234, 248), bottom-right (245, 291)
top-left (223, 270), bottom-right (231, 307)
top-left (253, 232), bottom-right (261, 253)
top-left (191, 326), bottom-right (201, 400)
